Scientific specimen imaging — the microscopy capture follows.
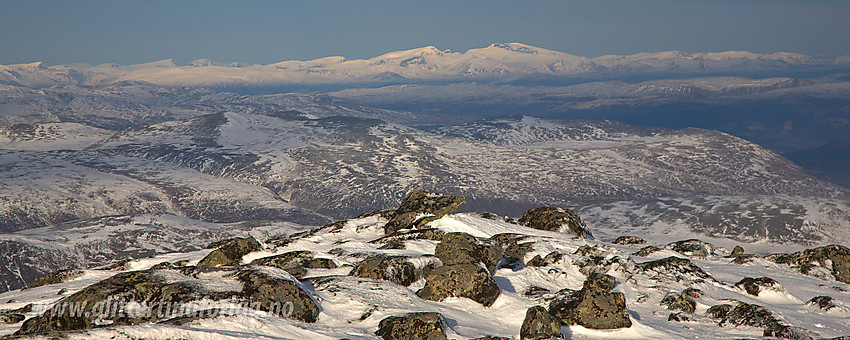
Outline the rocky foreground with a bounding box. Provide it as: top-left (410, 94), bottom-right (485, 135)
top-left (1, 190), bottom-right (849, 339)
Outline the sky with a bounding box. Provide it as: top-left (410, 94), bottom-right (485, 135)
top-left (1, 0), bottom-right (849, 66)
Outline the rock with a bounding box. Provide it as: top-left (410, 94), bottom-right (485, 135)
top-left (384, 189), bottom-right (466, 234)
top-left (0, 313), bottom-right (25, 324)
top-left (714, 302), bottom-right (781, 329)
top-left (682, 288), bottom-right (704, 299)
top-left (613, 236), bottom-right (646, 245)
top-left (526, 255), bottom-right (545, 267)
top-left (520, 305), bottom-right (563, 339)
top-left (633, 245), bottom-right (662, 257)
top-left (197, 236), bottom-right (262, 267)
top-left (206, 237), bottom-right (241, 249)
top-left (351, 255), bottom-right (433, 287)
top-left (661, 292), bottom-right (696, 313)
top-left (636, 256), bottom-right (714, 283)
top-left (806, 296), bottom-right (838, 311)
top-left (375, 312), bottom-right (447, 340)
top-left (417, 263), bottom-right (500, 307)
top-left (149, 262), bottom-right (174, 270)
top-left (734, 277), bottom-right (782, 296)
top-left (548, 273), bottom-right (631, 329)
top-left (706, 304), bottom-right (734, 319)
top-left (518, 207), bottom-right (590, 238)
top-left (767, 245), bottom-right (850, 284)
top-left (731, 245), bottom-right (745, 256)
top-left (763, 324), bottom-right (820, 340)
top-left (435, 232), bottom-right (502, 274)
top-left (251, 250), bottom-right (337, 279)
top-left (523, 286), bottom-right (552, 299)
top-left (572, 245), bottom-right (634, 276)
top-left (15, 266), bottom-right (319, 336)
top-left (27, 269), bottom-right (85, 289)
top-left (731, 254), bottom-right (756, 264)
top-left (668, 239), bottom-right (715, 257)
top-left (98, 259), bottom-right (131, 270)
top-left (668, 312), bottom-right (690, 322)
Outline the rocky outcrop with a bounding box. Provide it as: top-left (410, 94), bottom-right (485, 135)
top-left (520, 306), bottom-right (563, 339)
top-left (668, 239), bottom-right (715, 257)
top-left (417, 263), bottom-right (500, 306)
top-left (518, 207), bottom-right (590, 238)
top-left (384, 189), bottom-right (466, 234)
top-left (548, 273), bottom-right (631, 329)
top-left (633, 245), bottom-right (662, 257)
top-left (435, 232), bottom-right (502, 274)
top-left (637, 256), bottom-right (714, 283)
top-left (806, 296), bottom-right (838, 311)
top-left (351, 255), bottom-right (438, 286)
top-left (613, 236), bottom-right (645, 245)
top-left (375, 312), bottom-right (447, 340)
top-left (766, 245), bottom-right (850, 283)
top-left (707, 301), bottom-right (818, 339)
top-left (661, 291), bottom-right (696, 314)
top-left (197, 236), bottom-right (262, 267)
top-left (27, 269), bottom-right (85, 289)
top-left (250, 251), bottom-right (337, 279)
top-left (15, 266), bottom-right (319, 336)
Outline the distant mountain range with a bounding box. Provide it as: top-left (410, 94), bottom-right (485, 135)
top-left (2, 43), bottom-right (849, 88)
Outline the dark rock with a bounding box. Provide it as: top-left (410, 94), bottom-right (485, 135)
top-left (235, 268), bottom-right (320, 323)
top-left (763, 324), bottom-right (820, 340)
top-left (520, 305), bottom-right (563, 339)
top-left (806, 296), bottom-right (838, 311)
top-left (668, 312), bottom-right (690, 322)
top-left (197, 236), bottom-right (262, 267)
top-left (417, 263), bottom-right (500, 307)
top-left (27, 269), bottom-right (85, 289)
top-left (734, 277), bottom-right (781, 296)
top-left (613, 236), bottom-right (646, 245)
top-left (731, 254), bottom-right (756, 264)
top-left (1, 313), bottom-right (25, 324)
top-left (682, 288), bottom-right (704, 299)
top-left (731, 245), bottom-right (745, 256)
top-left (378, 239), bottom-right (406, 249)
top-left (572, 245), bottom-right (632, 276)
top-left (636, 256), bottom-right (713, 283)
top-left (518, 207), bottom-right (590, 238)
top-left (523, 286), bottom-right (552, 299)
top-left (384, 189), bottom-right (466, 234)
top-left (375, 312), bottom-right (447, 340)
top-left (251, 250), bottom-right (337, 279)
top-left (149, 262), bottom-right (174, 270)
top-left (633, 245), bottom-right (662, 257)
top-left (473, 336), bottom-right (512, 340)
top-left (57, 288), bottom-right (68, 295)
top-left (705, 303), bottom-right (733, 319)
top-left (173, 260), bottom-right (189, 267)
top-left (351, 255), bottom-right (436, 287)
top-left (97, 259), bottom-right (131, 271)
top-left (661, 292), bottom-right (696, 313)
top-left (435, 232), bottom-right (502, 274)
top-left (716, 302), bottom-right (781, 329)
top-left (668, 239), bottom-right (715, 257)
top-left (526, 255), bottom-right (545, 267)
top-left (766, 245), bottom-right (850, 283)
top-left (548, 273), bottom-right (631, 329)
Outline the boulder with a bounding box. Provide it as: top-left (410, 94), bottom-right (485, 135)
top-left (417, 263), bottom-right (500, 307)
top-left (613, 236), bottom-right (645, 245)
top-left (520, 306), bottom-right (563, 339)
top-left (27, 269), bottom-right (85, 289)
top-left (518, 207), bottom-right (590, 238)
top-left (734, 277), bottom-right (782, 297)
top-left (633, 245), bottom-right (662, 257)
top-left (668, 239), bottom-right (715, 257)
top-left (767, 245), bottom-right (850, 284)
top-left (375, 312), bottom-right (447, 340)
top-left (197, 236), bottom-right (261, 267)
top-left (435, 232), bottom-right (502, 274)
top-left (351, 255), bottom-right (437, 287)
top-left (661, 292), bottom-right (696, 313)
top-left (667, 312), bottom-right (690, 322)
top-left (636, 256), bottom-right (714, 283)
top-left (731, 245), bottom-right (745, 256)
top-left (236, 268), bottom-right (320, 323)
top-left (250, 250), bottom-right (337, 279)
top-left (384, 189), bottom-right (466, 234)
top-left (548, 273), bottom-right (631, 329)
top-left (806, 296), bottom-right (838, 311)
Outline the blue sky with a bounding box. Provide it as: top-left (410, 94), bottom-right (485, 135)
top-left (1, 0), bottom-right (848, 65)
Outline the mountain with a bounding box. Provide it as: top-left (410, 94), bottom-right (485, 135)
top-left (785, 137), bottom-right (850, 188)
top-left (2, 43), bottom-right (848, 89)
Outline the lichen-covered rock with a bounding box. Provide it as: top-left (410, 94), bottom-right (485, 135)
top-left (518, 207), bottom-right (590, 238)
top-left (384, 189), bottom-right (466, 234)
top-left (706, 304), bottom-right (734, 319)
top-left (435, 232), bottom-right (502, 274)
top-left (197, 236), bottom-right (261, 267)
top-left (351, 255), bottom-right (418, 286)
top-left (548, 273), bottom-right (631, 329)
top-left (806, 296), bottom-right (838, 311)
top-left (27, 269), bottom-right (85, 289)
top-left (15, 266), bottom-right (318, 336)
top-left (613, 236), bottom-right (646, 245)
top-left (661, 292), bottom-right (696, 313)
top-left (731, 245), bottom-right (745, 256)
top-left (713, 302), bottom-right (781, 328)
top-left (636, 256), bottom-right (714, 283)
top-left (417, 263), bottom-right (500, 307)
top-left (766, 245), bottom-right (850, 284)
top-left (520, 305), bottom-right (563, 339)
top-left (250, 250), bottom-right (337, 279)
top-left (633, 245), bottom-right (662, 257)
top-left (370, 228), bottom-right (446, 249)
top-left (375, 312), bottom-right (447, 340)
top-left (734, 277), bottom-right (782, 297)
top-left (668, 239), bottom-right (715, 257)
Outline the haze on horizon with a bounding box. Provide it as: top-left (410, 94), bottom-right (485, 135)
top-left (1, 0), bottom-right (849, 66)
